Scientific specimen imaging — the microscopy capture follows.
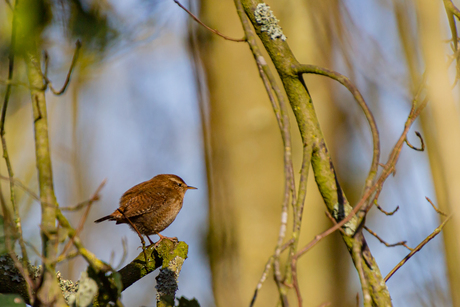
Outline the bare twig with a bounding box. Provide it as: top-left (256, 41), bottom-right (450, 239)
top-left (115, 237), bottom-right (129, 270)
top-left (291, 258), bottom-right (302, 307)
top-left (364, 226), bottom-right (412, 251)
top-left (375, 202), bottom-right (399, 216)
top-left (0, 79), bottom-right (31, 88)
top-left (60, 179), bottom-right (106, 211)
top-left (173, 0), bottom-right (246, 42)
top-left (293, 64), bottom-right (380, 195)
top-left (249, 256), bottom-right (274, 307)
top-left (385, 215), bottom-right (451, 282)
top-left (60, 179), bottom-right (107, 256)
top-left (47, 40), bottom-right (82, 95)
top-left (56, 209), bottom-right (111, 272)
top-left (404, 131), bottom-right (425, 151)
top-left (425, 197), bottom-right (448, 216)
top-left (352, 240), bottom-right (371, 306)
top-left (325, 211), bottom-right (346, 234)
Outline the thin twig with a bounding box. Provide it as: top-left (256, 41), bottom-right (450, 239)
top-left (291, 258), bottom-right (302, 307)
top-left (425, 197), bottom-right (448, 216)
top-left (325, 211), bottom-right (346, 234)
top-left (293, 64), bottom-right (380, 195)
top-left (0, 174), bottom-right (40, 200)
top-left (115, 237), bottom-right (129, 270)
top-left (384, 215), bottom-right (451, 282)
top-left (174, 0), bottom-right (246, 42)
top-left (293, 164), bottom-right (393, 260)
top-left (0, 79), bottom-right (31, 88)
top-left (352, 240), bottom-right (371, 306)
top-left (47, 40), bottom-right (82, 95)
top-left (375, 202), bottom-right (399, 216)
top-left (56, 209), bottom-right (112, 272)
top-left (404, 131), bottom-right (424, 151)
top-left (60, 179), bottom-right (107, 256)
top-left (364, 226), bottom-right (412, 251)
top-left (250, 256), bottom-right (274, 307)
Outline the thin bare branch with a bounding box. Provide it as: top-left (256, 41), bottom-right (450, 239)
top-left (293, 64), bottom-right (380, 194)
top-left (375, 202), bottom-right (399, 216)
top-left (404, 131), bottom-right (425, 151)
top-left (174, 0), bottom-right (246, 42)
top-left (250, 256), bottom-right (274, 307)
top-left (48, 40), bottom-right (82, 95)
top-left (60, 179), bottom-right (107, 257)
top-left (352, 240), bottom-right (371, 306)
top-left (385, 215), bottom-right (451, 282)
top-left (115, 237), bottom-right (129, 270)
top-left (425, 196), bottom-right (448, 216)
top-left (364, 226), bottom-right (412, 251)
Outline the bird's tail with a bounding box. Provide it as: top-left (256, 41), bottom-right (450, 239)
top-left (94, 215), bottom-right (112, 223)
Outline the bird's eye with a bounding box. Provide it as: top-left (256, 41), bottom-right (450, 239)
top-left (178, 183), bottom-right (182, 187)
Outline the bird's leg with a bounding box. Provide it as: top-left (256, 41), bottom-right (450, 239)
top-left (154, 233), bottom-right (179, 248)
top-left (117, 209), bottom-right (148, 261)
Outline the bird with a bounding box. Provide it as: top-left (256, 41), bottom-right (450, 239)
top-left (94, 174), bottom-right (196, 247)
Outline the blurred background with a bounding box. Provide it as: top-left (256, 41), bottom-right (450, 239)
top-left (1, 0), bottom-right (459, 306)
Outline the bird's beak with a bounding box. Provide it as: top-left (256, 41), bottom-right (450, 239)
top-left (187, 186), bottom-right (197, 190)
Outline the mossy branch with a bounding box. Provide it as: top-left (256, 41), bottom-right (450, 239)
top-left (235, 0), bottom-right (391, 305)
top-left (0, 240), bottom-right (189, 306)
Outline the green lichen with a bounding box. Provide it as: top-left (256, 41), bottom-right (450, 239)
top-left (57, 271), bottom-right (79, 304)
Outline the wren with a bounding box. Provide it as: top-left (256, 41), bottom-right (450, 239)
top-left (94, 174), bottom-right (196, 247)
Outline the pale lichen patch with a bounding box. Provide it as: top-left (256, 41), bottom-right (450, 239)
top-left (254, 3), bottom-right (287, 41)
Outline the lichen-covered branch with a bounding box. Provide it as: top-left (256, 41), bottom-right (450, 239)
top-left (25, 47), bottom-right (66, 305)
top-left (0, 240), bottom-right (189, 306)
top-left (235, 0), bottom-right (391, 305)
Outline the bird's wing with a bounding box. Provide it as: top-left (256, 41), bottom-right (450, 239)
top-left (118, 185), bottom-right (179, 219)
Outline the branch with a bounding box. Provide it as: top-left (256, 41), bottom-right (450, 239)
top-left (174, 0), bottom-right (246, 42)
top-left (59, 179), bottom-right (107, 257)
top-left (234, 2), bottom-right (296, 306)
top-left (46, 41), bottom-right (82, 95)
top-left (236, 1), bottom-right (390, 304)
top-left (425, 196), bottom-right (448, 216)
top-left (0, 240), bottom-right (189, 306)
top-left (1, 1), bottom-right (33, 301)
top-left (384, 215), bottom-right (451, 282)
top-left (25, 46), bottom-right (67, 305)
top-left (292, 64), bottom-right (380, 194)
top-left (404, 131), bottom-right (425, 151)
top-left (364, 226), bottom-right (412, 251)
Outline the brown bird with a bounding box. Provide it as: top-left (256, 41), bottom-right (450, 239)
top-left (94, 174), bottom-right (196, 247)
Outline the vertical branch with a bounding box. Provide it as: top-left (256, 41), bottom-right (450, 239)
top-left (234, 2), bottom-right (298, 305)
top-left (25, 49), bottom-right (65, 305)
top-left (0, 0), bottom-right (32, 300)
